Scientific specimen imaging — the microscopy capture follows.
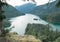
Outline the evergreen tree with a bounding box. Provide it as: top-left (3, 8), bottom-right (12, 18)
top-left (56, 0), bottom-right (60, 7)
top-left (0, 0), bottom-right (11, 37)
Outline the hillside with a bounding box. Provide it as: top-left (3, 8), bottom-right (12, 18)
top-left (25, 24), bottom-right (50, 37)
top-left (40, 13), bottom-right (60, 24)
top-left (8, 32), bottom-right (41, 42)
top-left (0, 32), bottom-right (41, 42)
top-left (25, 24), bottom-right (60, 42)
top-left (15, 3), bottom-right (36, 13)
top-left (2, 5), bottom-right (25, 28)
top-left (30, 1), bottom-right (58, 15)
top-left (29, 1), bottom-right (60, 24)
top-left (2, 5), bottom-right (25, 19)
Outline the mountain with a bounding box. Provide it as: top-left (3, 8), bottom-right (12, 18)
top-left (15, 3), bottom-right (36, 13)
top-left (29, 1), bottom-right (60, 24)
top-left (2, 5), bottom-right (25, 20)
top-left (30, 1), bottom-right (58, 15)
top-left (2, 5), bottom-right (25, 28)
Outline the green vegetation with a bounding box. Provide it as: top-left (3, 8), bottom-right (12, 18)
top-left (40, 13), bottom-right (60, 24)
top-left (0, 0), bottom-right (60, 42)
top-left (56, 0), bottom-right (60, 7)
top-left (54, 37), bottom-right (60, 42)
top-left (2, 4), bottom-right (24, 19)
top-left (0, 0), bottom-right (24, 37)
top-left (25, 24), bottom-right (60, 42)
top-left (0, 0), bottom-right (11, 37)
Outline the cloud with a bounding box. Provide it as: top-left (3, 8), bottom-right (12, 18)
top-left (6, 0), bottom-right (54, 6)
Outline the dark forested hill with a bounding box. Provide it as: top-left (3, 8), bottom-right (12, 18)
top-left (2, 5), bottom-right (25, 19)
top-left (25, 24), bottom-right (60, 42)
top-left (29, 1), bottom-right (60, 24)
top-left (2, 5), bottom-right (25, 28)
top-left (30, 1), bottom-right (58, 15)
top-left (25, 24), bottom-right (49, 36)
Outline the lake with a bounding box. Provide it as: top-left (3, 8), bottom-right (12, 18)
top-left (9, 14), bottom-right (60, 35)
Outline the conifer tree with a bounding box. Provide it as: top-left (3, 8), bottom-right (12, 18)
top-left (0, 0), bottom-right (10, 37)
top-left (56, 0), bottom-right (60, 7)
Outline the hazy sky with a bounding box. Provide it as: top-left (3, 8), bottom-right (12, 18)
top-left (7, 0), bottom-right (55, 6)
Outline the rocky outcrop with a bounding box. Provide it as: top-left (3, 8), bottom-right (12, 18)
top-left (0, 32), bottom-right (41, 42)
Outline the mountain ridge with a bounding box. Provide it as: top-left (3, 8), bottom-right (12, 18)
top-left (15, 3), bottom-right (36, 13)
top-left (2, 5), bottom-right (25, 20)
top-left (29, 1), bottom-right (60, 24)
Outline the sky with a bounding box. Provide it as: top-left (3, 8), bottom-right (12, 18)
top-left (6, 0), bottom-right (55, 6)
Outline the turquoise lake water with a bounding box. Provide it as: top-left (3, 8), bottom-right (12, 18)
top-left (9, 14), bottom-right (60, 35)
top-left (50, 24), bottom-right (60, 31)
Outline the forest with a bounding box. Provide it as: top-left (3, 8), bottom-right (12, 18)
top-left (0, 0), bottom-right (60, 42)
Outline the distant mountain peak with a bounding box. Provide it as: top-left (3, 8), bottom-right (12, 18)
top-left (15, 2), bottom-right (36, 13)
